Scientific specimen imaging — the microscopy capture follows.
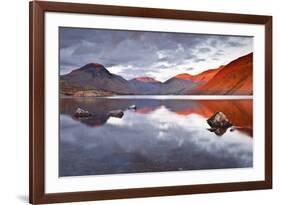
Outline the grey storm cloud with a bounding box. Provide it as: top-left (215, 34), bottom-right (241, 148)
top-left (193, 58), bottom-right (206, 63)
top-left (226, 41), bottom-right (247, 47)
top-left (212, 49), bottom-right (224, 57)
top-left (198, 47), bottom-right (211, 53)
top-left (59, 27), bottom-right (253, 80)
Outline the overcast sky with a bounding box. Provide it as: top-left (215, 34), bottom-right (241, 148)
top-left (59, 27), bottom-right (253, 82)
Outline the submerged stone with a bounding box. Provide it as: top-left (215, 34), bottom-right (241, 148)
top-left (128, 104), bottom-right (137, 110)
top-left (108, 109), bottom-right (124, 118)
top-left (208, 127), bottom-right (228, 136)
top-left (74, 107), bottom-right (91, 118)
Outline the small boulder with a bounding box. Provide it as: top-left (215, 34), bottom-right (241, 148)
top-left (207, 112), bottom-right (232, 128)
top-left (108, 109), bottom-right (124, 118)
top-left (128, 105), bottom-right (137, 110)
top-left (208, 127), bottom-right (228, 136)
top-left (74, 107), bottom-right (91, 118)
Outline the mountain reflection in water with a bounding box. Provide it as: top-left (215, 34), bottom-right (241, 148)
top-left (59, 97), bottom-right (253, 177)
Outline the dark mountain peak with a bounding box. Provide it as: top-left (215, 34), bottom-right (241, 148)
top-left (71, 62), bottom-right (111, 77)
top-left (131, 76), bottom-right (160, 83)
top-left (80, 62), bottom-right (106, 71)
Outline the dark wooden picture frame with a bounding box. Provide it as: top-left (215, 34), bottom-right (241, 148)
top-left (29, 1), bottom-right (272, 204)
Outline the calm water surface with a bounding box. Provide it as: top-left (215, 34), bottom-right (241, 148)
top-left (59, 97), bottom-right (253, 177)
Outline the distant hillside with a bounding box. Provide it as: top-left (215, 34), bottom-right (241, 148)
top-left (162, 67), bottom-right (223, 94)
top-left (193, 53), bottom-right (253, 95)
top-left (60, 53), bottom-right (253, 96)
top-left (60, 63), bottom-right (135, 96)
top-left (129, 77), bottom-right (162, 94)
top-left (161, 74), bottom-right (196, 94)
top-left (191, 66), bottom-right (223, 83)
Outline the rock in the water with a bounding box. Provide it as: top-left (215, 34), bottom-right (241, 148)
top-left (108, 109), bottom-right (124, 118)
top-left (208, 127), bottom-right (228, 136)
top-left (128, 104), bottom-right (137, 110)
top-left (207, 112), bottom-right (232, 128)
top-left (74, 107), bottom-right (91, 118)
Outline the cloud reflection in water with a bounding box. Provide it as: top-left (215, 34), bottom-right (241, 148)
top-left (59, 100), bottom-right (253, 177)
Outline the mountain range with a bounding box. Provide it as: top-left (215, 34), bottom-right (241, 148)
top-left (60, 53), bottom-right (253, 96)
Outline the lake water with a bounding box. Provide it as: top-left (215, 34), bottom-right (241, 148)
top-left (59, 96), bottom-right (253, 177)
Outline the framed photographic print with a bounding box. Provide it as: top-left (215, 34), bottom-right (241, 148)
top-left (29, 1), bottom-right (272, 204)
